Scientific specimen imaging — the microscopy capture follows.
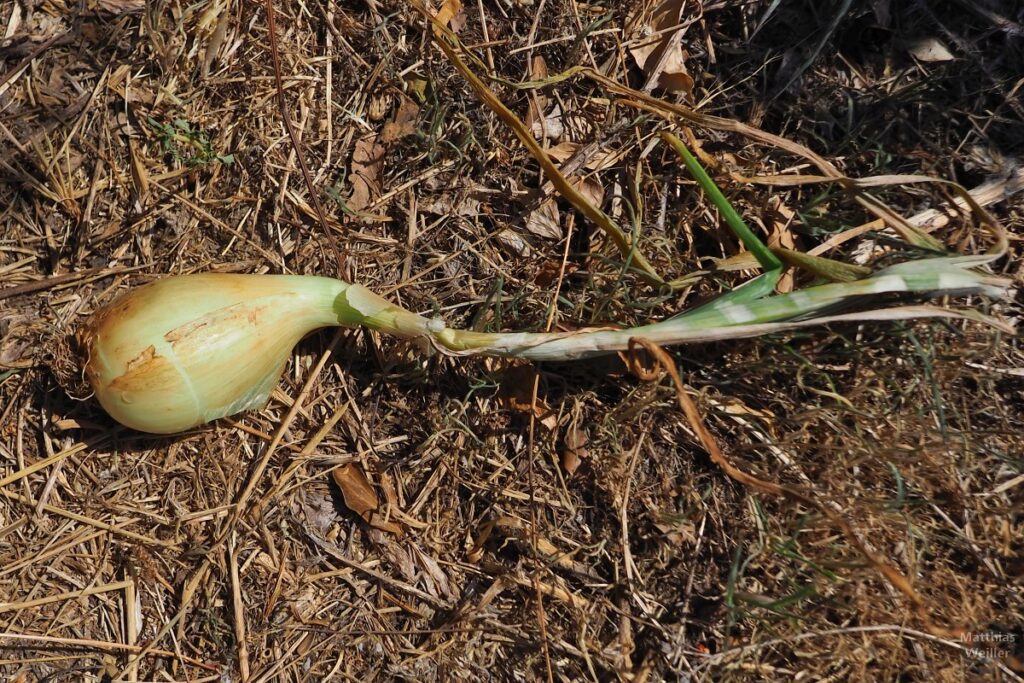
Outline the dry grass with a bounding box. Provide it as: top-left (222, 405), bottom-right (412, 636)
top-left (1, 0), bottom-right (1023, 681)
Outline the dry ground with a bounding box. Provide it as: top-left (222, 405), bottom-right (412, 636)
top-left (1, 0), bottom-right (1023, 681)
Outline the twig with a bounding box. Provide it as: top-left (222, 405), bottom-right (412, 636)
top-left (0, 580), bottom-right (131, 613)
top-left (0, 632), bottom-right (219, 672)
top-left (228, 534), bottom-right (251, 681)
top-left (263, 0), bottom-right (347, 279)
top-left (0, 266), bottom-right (143, 302)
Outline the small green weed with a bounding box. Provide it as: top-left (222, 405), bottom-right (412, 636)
top-left (146, 118), bottom-right (234, 167)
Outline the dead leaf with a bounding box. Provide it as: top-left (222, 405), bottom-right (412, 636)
top-left (625, 0), bottom-right (694, 96)
top-left (530, 102), bottom-right (563, 141)
top-left (331, 463), bottom-right (403, 535)
top-left (332, 464), bottom-right (376, 520)
top-left (413, 546), bottom-right (455, 600)
top-left (526, 199), bottom-right (562, 239)
top-left (435, 0), bottom-right (466, 33)
top-left (500, 366), bottom-right (558, 431)
top-left (562, 423), bottom-right (588, 475)
top-left (906, 37), bottom-right (955, 62)
top-left (545, 142), bottom-right (579, 163)
top-left (95, 0), bottom-right (146, 14)
top-left (348, 134), bottom-right (385, 212)
top-left (381, 94), bottom-right (420, 143)
top-left (570, 176), bottom-right (604, 209)
top-left (127, 137), bottom-right (149, 201)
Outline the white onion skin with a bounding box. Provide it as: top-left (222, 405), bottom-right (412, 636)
top-left (78, 274), bottom-right (346, 434)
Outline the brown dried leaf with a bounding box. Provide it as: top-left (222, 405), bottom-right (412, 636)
top-left (435, 0), bottom-right (467, 33)
top-left (348, 134), bottom-right (385, 212)
top-left (332, 463), bottom-right (377, 520)
top-left (381, 94), bottom-right (421, 143)
top-left (525, 199), bottom-right (561, 239)
top-left (501, 366), bottom-right (558, 431)
top-left (331, 463), bottom-right (403, 535)
top-left (562, 423), bottom-right (588, 475)
top-left (625, 0), bottom-right (694, 96)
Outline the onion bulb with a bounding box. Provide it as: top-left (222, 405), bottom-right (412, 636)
top-left (76, 274), bottom-right (439, 434)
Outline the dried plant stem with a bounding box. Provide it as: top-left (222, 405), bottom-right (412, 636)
top-left (264, 0), bottom-right (346, 278)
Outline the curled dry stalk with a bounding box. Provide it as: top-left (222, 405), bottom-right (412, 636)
top-left (625, 337), bottom-right (966, 639)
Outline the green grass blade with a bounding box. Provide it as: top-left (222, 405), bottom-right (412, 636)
top-left (662, 132), bottom-right (783, 275)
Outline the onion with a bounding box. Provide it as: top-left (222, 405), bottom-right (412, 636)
top-left (77, 260), bottom-right (1009, 434)
top-left (76, 274), bottom-right (438, 434)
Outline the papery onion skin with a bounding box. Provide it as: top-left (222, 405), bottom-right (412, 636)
top-left (78, 274), bottom-right (349, 434)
